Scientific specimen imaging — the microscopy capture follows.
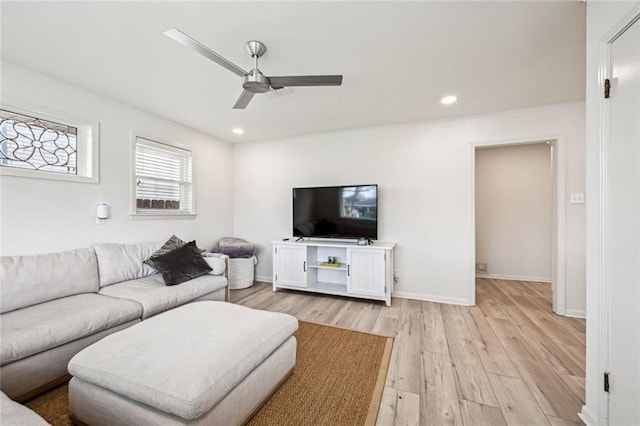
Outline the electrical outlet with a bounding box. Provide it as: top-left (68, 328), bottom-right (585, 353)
top-left (475, 263), bottom-right (488, 273)
top-left (569, 192), bottom-right (585, 204)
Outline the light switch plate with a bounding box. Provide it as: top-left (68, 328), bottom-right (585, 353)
top-left (569, 193), bottom-right (585, 204)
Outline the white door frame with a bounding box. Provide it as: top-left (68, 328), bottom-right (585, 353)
top-left (468, 136), bottom-right (566, 315)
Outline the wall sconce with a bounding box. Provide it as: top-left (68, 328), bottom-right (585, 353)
top-left (96, 203), bottom-right (110, 224)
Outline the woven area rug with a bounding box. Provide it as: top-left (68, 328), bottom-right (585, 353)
top-left (25, 321), bottom-right (393, 426)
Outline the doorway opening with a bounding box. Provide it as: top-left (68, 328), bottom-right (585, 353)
top-left (470, 138), bottom-right (565, 315)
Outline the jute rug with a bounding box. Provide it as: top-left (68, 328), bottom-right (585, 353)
top-left (25, 321), bottom-right (393, 425)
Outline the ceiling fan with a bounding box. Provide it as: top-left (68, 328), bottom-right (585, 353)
top-left (164, 29), bottom-right (343, 109)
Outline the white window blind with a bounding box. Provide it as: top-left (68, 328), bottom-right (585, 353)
top-left (134, 137), bottom-right (193, 214)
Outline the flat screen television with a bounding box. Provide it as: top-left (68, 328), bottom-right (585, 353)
top-left (292, 184), bottom-right (378, 240)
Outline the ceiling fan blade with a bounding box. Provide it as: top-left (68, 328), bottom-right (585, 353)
top-left (268, 75), bottom-right (343, 90)
top-left (232, 90), bottom-right (255, 109)
top-left (164, 29), bottom-right (247, 77)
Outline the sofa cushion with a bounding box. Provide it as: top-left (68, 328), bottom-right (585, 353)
top-left (98, 274), bottom-right (227, 319)
top-left (68, 302), bottom-right (298, 420)
top-left (0, 248), bottom-right (99, 314)
top-left (93, 242), bottom-right (162, 288)
top-left (0, 391), bottom-right (49, 425)
top-left (0, 294), bottom-right (142, 366)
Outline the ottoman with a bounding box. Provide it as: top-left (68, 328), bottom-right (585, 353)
top-left (67, 301), bottom-right (298, 425)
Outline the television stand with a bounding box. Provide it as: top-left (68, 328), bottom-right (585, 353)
top-left (271, 240), bottom-right (396, 306)
top-left (295, 236), bottom-right (305, 242)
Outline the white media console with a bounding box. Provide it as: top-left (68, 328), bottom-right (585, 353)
top-left (271, 240), bottom-right (396, 306)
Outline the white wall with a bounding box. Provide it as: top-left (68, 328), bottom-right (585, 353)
top-left (233, 103), bottom-right (586, 309)
top-left (0, 63), bottom-right (234, 255)
top-left (475, 143), bottom-right (552, 282)
top-left (583, 2), bottom-right (640, 425)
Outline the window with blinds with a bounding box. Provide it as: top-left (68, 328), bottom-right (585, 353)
top-left (134, 137), bottom-right (194, 215)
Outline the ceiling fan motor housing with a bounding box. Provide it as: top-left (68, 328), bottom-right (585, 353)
top-left (243, 69), bottom-right (271, 93)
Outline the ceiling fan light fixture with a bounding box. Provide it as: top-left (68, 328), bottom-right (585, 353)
top-left (242, 70), bottom-right (270, 94)
top-left (441, 95), bottom-right (458, 105)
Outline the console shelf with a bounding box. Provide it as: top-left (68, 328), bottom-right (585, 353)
top-left (272, 240), bottom-right (395, 306)
top-left (307, 262), bottom-right (348, 271)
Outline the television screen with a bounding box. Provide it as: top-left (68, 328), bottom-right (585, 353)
top-left (293, 185), bottom-right (378, 239)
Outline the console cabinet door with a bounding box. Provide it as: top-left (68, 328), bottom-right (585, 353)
top-left (274, 245), bottom-right (307, 288)
top-left (347, 248), bottom-right (386, 297)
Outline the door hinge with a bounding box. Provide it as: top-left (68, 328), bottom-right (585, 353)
top-left (275, 247), bottom-right (277, 254)
top-left (604, 79), bottom-right (611, 99)
top-left (604, 372), bottom-right (610, 392)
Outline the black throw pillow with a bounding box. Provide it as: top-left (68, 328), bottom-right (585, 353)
top-left (145, 235), bottom-right (206, 271)
top-left (150, 241), bottom-right (212, 286)
top-left (144, 235), bottom-right (186, 271)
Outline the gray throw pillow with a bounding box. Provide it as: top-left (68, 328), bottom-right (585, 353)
top-left (150, 241), bottom-right (212, 286)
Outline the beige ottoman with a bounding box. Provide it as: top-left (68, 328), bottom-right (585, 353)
top-left (68, 301), bottom-right (298, 425)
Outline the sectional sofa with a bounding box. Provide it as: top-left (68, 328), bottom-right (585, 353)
top-left (0, 390), bottom-right (49, 425)
top-left (0, 241), bottom-right (229, 401)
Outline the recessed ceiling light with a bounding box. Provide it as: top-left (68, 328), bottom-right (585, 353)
top-left (441, 95), bottom-right (458, 105)
top-left (232, 128), bottom-right (244, 135)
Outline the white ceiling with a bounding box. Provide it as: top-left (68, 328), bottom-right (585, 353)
top-left (1, 1), bottom-right (586, 143)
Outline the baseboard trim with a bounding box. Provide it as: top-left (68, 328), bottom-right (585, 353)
top-left (578, 405), bottom-right (597, 426)
top-left (564, 309), bottom-right (586, 319)
top-left (392, 291), bottom-right (473, 306)
top-left (475, 273), bottom-right (551, 283)
top-left (260, 277), bottom-right (471, 307)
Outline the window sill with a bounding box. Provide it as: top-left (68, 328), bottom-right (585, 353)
top-left (0, 166), bottom-right (99, 184)
top-left (130, 212), bottom-right (197, 220)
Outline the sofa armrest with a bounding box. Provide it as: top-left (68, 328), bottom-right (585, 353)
top-left (220, 255), bottom-right (230, 301)
top-left (202, 253), bottom-right (230, 301)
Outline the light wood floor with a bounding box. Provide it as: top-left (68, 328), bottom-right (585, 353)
top-left (230, 278), bottom-right (585, 426)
